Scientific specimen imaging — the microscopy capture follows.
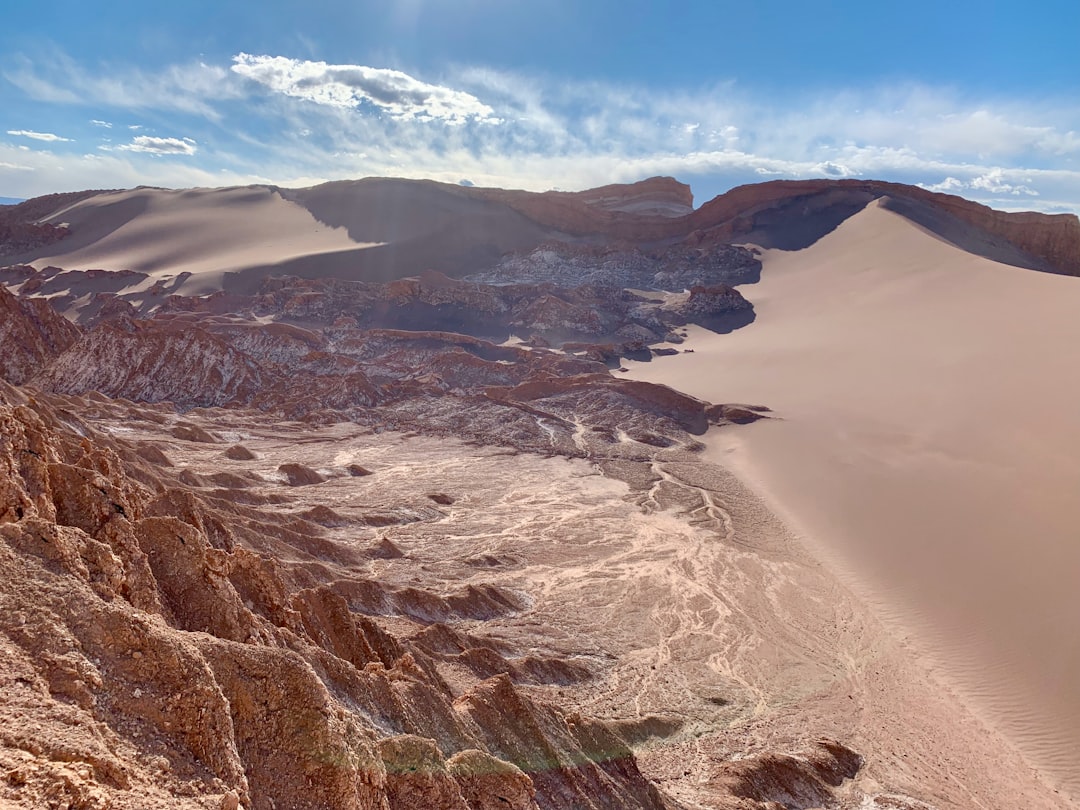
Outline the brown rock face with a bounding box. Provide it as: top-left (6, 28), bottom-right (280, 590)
top-left (38, 321), bottom-right (264, 408)
top-left (0, 387), bottom-right (703, 809)
top-left (277, 462), bottom-right (325, 486)
top-left (378, 736), bottom-right (470, 810)
top-left (0, 284), bottom-right (80, 384)
top-left (225, 444), bottom-right (257, 460)
top-left (447, 749), bottom-right (538, 810)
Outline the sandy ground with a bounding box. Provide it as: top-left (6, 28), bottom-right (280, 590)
top-left (75, 405), bottom-right (1069, 808)
top-left (625, 199), bottom-right (1080, 803)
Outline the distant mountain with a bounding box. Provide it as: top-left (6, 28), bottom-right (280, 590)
top-left (0, 196), bottom-right (24, 206)
top-left (1, 177), bottom-right (1078, 291)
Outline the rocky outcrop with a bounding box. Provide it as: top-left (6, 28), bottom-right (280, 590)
top-left (38, 321), bottom-right (264, 408)
top-left (708, 738), bottom-right (861, 809)
top-left (661, 284), bottom-right (755, 332)
top-left (0, 221), bottom-right (70, 254)
top-left (470, 241), bottom-right (761, 291)
top-left (0, 284), bottom-right (80, 384)
top-left (0, 387), bottom-right (683, 809)
top-left (0, 189), bottom-right (113, 256)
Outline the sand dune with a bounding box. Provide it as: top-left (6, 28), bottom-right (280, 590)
top-left (23, 186), bottom-right (367, 295)
top-left (626, 199), bottom-right (1080, 800)
top-left (8, 180), bottom-right (563, 294)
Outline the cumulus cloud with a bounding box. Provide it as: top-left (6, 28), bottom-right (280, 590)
top-left (7, 129), bottom-right (72, 142)
top-left (5, 50), bottom-right (1080, 213)
top-left (813, 161), bottom-right (857, 178)
top-left (231, 53), bottom-right (498, 124)
top-left (116, 136), bottom-right (198, 155)
top-left (922, 169), bottom-right (1038, 197)
top-left (971, 168), bottom-right (1038, 196)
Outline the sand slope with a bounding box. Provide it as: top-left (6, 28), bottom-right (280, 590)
top-left (24, 186), bottom-right (373, 294)
top-left (626, 199), bottom-right (1080, 801)
top-left (6, 181), bottom-right (563, 294)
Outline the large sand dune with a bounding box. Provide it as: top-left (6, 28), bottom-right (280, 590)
top-left (6, 180), bottom-right (564, 294)
top-left (25, 186), bottom-right (369, 294)
top-left (626, 198), bottom-right (1080, 800)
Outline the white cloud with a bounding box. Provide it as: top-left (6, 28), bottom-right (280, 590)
top-left (90, 119), bottom-right (112, 128)
top-left (970, 168), bottom-right (1038, 196)
top-left (921, 177), bottom-right (967, 194)
top-left (921, 169), bottom-right (1039, 197)
top-left (813, 161), bottom-right (858, 178)
top-left (4, 51), bottom-right (1080, 214)
top-left (231, 53), bottom-right (498, 124)
top-left (115, 136), bottom-right (198, 155)
top-left (6, 129), bottom-right (72, 142)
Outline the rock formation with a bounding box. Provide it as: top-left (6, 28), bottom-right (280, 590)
top-left (2, 176), bottom-right (1076, 285)
top-left (0, 284), bottom-right (80, 384)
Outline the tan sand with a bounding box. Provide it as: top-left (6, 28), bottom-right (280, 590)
top-left (625, 199), bottom-right (1080, 801)
top-left (17, 179), bottom-right (560, 294)
top-left (30, 186), bottom-right (369, 294)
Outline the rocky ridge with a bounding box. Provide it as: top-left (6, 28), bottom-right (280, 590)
top-left (465, 178), bottom-right (1080, 276)
top-left (0, 372), bottom-right (941, 809)
top-left (2, 177), bottom-right (1077, 283)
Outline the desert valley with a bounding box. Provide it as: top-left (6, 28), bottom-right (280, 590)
top-left (0, 175), bottom-right (1078, 810)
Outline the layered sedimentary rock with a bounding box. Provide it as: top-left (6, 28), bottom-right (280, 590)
top-left (0, 285), bottom-right (81, 384)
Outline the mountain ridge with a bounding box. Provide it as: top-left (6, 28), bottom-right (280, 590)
top-left (2, 177), bottom-right (1077, 287)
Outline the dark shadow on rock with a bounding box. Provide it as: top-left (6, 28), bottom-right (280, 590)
top-left (694, 307), bottom-right (756, 335)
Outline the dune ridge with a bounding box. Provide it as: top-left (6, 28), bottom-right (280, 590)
top-left (625, 198), bottom-right (1080, 801)
top-left (1, 177), bottom-right (1078, 299)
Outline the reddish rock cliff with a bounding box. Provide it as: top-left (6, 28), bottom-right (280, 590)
top-left (0, 284), bottom-right (81, 384)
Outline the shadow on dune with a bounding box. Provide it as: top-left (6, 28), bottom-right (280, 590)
top-left (877, 195), bottom-right (1054, 273)
top-left (739, 189), bottom-right (878, 252)
top-left (735, 187), bottom-right (1056, 276)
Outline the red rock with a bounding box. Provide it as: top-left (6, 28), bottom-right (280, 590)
top-left (0, 285), bottom-right (81, 384)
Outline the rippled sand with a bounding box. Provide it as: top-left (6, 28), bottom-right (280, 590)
top-left (626, 199), bottom-right (1080, 802)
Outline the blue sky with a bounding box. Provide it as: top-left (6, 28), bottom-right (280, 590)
top-left (2, 0), bottom-right (1079, 211)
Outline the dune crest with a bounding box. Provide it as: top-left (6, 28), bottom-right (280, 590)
top-left (626, 198), bottom-right (1080, 800)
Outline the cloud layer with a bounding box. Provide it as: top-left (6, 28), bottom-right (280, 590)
top-left (2, 51), bottom-right (1079, 214)
top-left (231, 54), bottom-right (497, 124)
